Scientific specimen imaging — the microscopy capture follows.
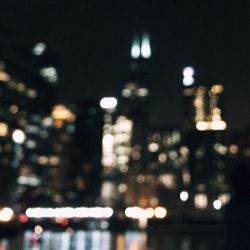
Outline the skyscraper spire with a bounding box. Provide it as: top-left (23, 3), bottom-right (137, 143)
top-left (131, 35), bottom-right (140, 59)
top-left (141, 32), bottom-right (151, 59)
top-left (130, 32), bottom-right (151, 60)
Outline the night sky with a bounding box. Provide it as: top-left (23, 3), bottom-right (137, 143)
top-left (1, 0), bottom-right (249, 131)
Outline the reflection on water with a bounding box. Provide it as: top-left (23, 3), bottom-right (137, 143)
top-left (0, 229), bottom-right (224, 250)
top-left (22, 230), bottom-right (147, 250)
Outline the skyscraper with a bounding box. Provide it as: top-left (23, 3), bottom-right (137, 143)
top-left (100, 32), bottom-right (152, 208)
top-left (182, 67), bottom-right (230, 218)
top-left (119, 32), bottom-right (152, 207)
top-left (122, 32), bottom-right (151, 161)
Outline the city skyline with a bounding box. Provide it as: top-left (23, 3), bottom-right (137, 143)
top-left (0, 3), bottom-right (249, 249)
top-left (0, 1), bottom-right (249, 131)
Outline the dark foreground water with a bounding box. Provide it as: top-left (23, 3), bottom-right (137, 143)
top-left (0, 228), bottom-right (225, 250)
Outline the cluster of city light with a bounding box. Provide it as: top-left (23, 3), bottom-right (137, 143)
top-left (194, 87), bottom-right (206, 124)
top-left (25, 207), bottom-right (114, 219)
top-left (159, 173), bottom-right (176, 190)
top-left (101, 97), bottom-right (118, 172)
top-left (196, 120), bottom-right (227, 131)
top-left (113, 116), bottom-right (133, 169)
top-left (101, 181), bottom-right (116, 200)
top-left (0, 68), bottom-right (37, 98)
top-left (122, 83), bottom-right (149, 98)
top-left (125, 206), bottom-right (167, 219)
top-left (211, 193), bottom-right (231, 211)
top-left (102, 133), bottom-right (115, 168)
top-left (0, 207), bottom-right (14, 222)
top-left (131, 33), bottom-right (151, 59)
top-left (17, 175), bottom-right (40, 187)
top-left (194, 83), bottom-right (227, 131)
top-left (39, 66), bottom-right (58, 84)
top-left (183, 66), bottom-right (195, 86)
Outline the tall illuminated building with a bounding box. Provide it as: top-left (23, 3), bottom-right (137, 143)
top-left (121, 32), bottom-right (151, 155)
top-left (182, 67), bottom-right (230, 218)
top-left (117, 32), bottom-right (152, 207)
top-left (0, 42), bottom-right (63, 210)
top-left (100, 97), bottom-right (134, 207)
top-left (100, 32), bottom-right (152, 207)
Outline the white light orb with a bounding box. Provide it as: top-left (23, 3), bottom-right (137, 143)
top-left (100, 97), bottom-right (118, 110)
top-left (137, 88), bottom-right (149, 97)
top-left (121, 88), bottom-right (131, 98)
top-left (12, 129), bottom-right (26, 144)
top-left (0, 207), bottom-right (14, 222)
top-left (180, 191), bottom-right (189, 202)
top-left (183, 66), bottom-right (195, 77)
top-left (154, 207), bottom-right (167, 219)
top-left (34, 225), bottom-right (43, 234)
top-left (213, 200), bottom-right (222, 210)
top-left (32, 43), bottom-right (46, 56)
top-left (39, 66), bottom-right (58, 83)
top-left (183, 76), bottom-right (195, 86)
top-left (131, 40), bottom-right (140, 59)
top-left (146, 208), bottom-right (155, 219)
top-left (141, 33), bottom-right (151, 59)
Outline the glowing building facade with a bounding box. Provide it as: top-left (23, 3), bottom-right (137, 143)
top-left (119, 32), bottom-right (152, 207)
top-left (182, 67), bottom-right (230, 218)
top-left (100, 103), bottom-right (133, 206)
top-left (100, 32), bottom-right (152, 208)
top-left (146, 128), bottom-right (190, 215)
top-left (0, 44), bottom-right (78, 210)
top-left (0, 62), bottom-right (39, 205)
top-left (182, 66), bottom-right (226, 132)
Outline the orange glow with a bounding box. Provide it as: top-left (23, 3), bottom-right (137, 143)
top-left (211, 84), bottom-right (223, 94)
top-left (0, 72), bottom-right (10, 81)
top-left (52, 105), bottom-right (75, 121)
top-left (229, 144), bottom-right (239, 154)
top-left (0, 123), bottom-right (8, 137)
top-left (116, 234), bottom-right (125, 250)
top-left (51, 105), bottom-right (75, 128)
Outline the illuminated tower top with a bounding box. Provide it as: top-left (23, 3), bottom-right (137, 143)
top-left (131, 32), bottom-right (151, 60)
top-left (121, 32), bottom-right (152, 101)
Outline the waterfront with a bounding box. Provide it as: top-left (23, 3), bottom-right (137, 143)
top-left (0, 228), bottom-right (225, 250)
